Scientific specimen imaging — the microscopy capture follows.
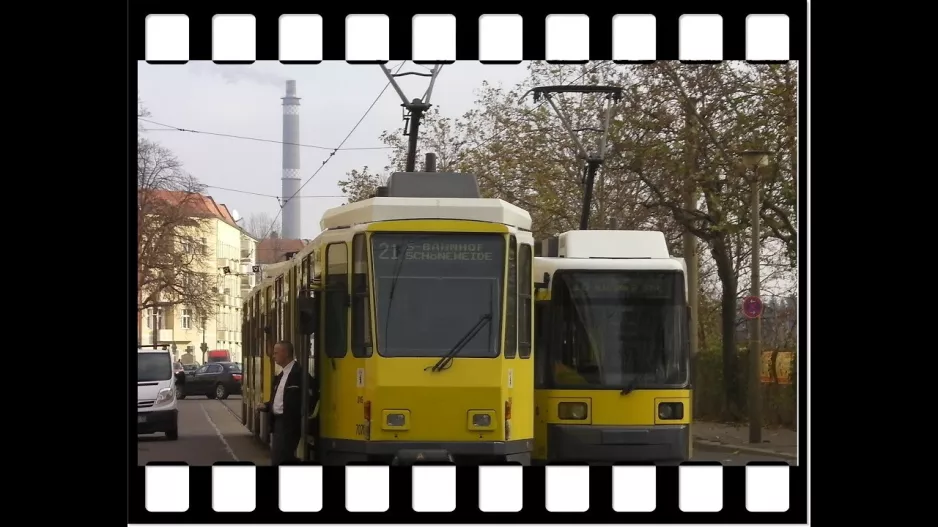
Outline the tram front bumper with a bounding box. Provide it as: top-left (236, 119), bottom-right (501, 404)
top-left (391, 449), bottom-right (454, 465)
top-left (547, 424), bottom-right (689, 463)
top-left (328, 438), bottom-right (533, 464)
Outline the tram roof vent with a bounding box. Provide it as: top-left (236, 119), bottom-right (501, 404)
top-left (386, 172), bottom-right (481, 199)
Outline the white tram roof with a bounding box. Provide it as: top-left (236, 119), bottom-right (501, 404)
top-left (320, 197), bottom-right (532, 231)
top-left (534, 230), bottom-right (687, 293)
top-left (536, 230), bottom-right (683, 272)
top-left (535, 256), bottom-right (685, 274)
top-left (260, 261), bottom-right (292, 280)
top-left (555, 230), bottom-right (670, 259)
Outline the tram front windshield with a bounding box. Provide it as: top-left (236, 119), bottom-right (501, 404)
top-left (551, 270), bottom-right (689, 387)
top-left (372, 233), bottom-right (505, 358)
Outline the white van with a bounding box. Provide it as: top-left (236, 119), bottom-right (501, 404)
top-left (137, 348), bottom-right (179, 440)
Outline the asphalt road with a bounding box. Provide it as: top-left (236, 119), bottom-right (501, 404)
top-left (139, 396), bottom-right (790, 466)
top-left (137, 396), bottom-right (270, 466)
top-left (690, 444), bottom-right (794, 465)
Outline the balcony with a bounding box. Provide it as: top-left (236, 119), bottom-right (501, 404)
top-left (158, 329), bottom-right (174, 343)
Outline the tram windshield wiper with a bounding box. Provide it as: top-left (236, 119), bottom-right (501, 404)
top-left (429, 313), bottom-right (492, 372)
top-left (620, 373), bottom-right (654, 395)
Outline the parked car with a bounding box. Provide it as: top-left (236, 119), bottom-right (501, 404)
top-left (177, 362), bottom-right (242, 400)
top-left (181, 363), bottom-right (200, 375)
top-left (138, 348), bottom-right (180, 440)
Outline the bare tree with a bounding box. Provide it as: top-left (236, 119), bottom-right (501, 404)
top-left (137, 122), bottom-right (216, 332)
top-left (244, 212), bottom-right (281, 240)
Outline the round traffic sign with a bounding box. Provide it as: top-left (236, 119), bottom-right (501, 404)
top-left (742, 296), bottom-right (763, 319)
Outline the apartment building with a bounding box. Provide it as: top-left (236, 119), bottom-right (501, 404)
top-left (139, 192), bottom-right (258, 365)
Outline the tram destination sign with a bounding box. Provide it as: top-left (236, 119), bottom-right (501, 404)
top-left (376, 241), bottom-right (496, 262)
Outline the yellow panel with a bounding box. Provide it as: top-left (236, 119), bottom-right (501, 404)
top-left (534, 388), bottom-right (693, 460)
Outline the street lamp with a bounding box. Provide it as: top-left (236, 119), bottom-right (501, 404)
top-left (740, 149), bottom-right (772, 445)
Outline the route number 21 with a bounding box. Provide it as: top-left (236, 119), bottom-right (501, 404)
top-left (378, 243), bottom-right (400, 260)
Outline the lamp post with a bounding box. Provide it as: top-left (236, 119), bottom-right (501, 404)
top-left (201, 317), bottom-right (208, 364)
top-left (740, 149), bottom-right (771, 445)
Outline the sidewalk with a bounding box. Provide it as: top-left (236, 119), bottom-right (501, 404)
top-left (693, 421), bottom-right (797, 460)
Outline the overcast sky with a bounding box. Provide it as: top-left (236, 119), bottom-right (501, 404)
top-left (138, 61), bottom-right (529, 239)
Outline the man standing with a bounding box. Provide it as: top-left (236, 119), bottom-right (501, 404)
top-left (260, 341), bottom-right (318, 465)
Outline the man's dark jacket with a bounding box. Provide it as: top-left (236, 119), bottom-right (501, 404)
top-left (266, 362), bottom-right (318, 436)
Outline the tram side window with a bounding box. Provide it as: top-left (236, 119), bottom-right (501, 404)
top-left (504, 236), bottom-right (518, 358)
top-left (325, 243), bottom-right (349, 358)
top-left (351, 234), bottom-right (372, 358)
top-left (276, 278), bottom-right (284, 340)
top-left (300, 256), bottom-right (314, 375)
top-left (534, 301), bottom-right (550, 387)
top-left (518, 243), bottom-right (532, 359)
top-left (253, 297), bottom-right (260, 357)
top-left (265, 287), bottom-right (275, 356)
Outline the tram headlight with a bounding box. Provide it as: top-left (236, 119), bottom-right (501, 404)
top-left (386, 413), bottom-right (406, 427)
top-left (558, 402), bottom-right (588, 420)
top-left (468, 410), bottom-right (496, 430)
top-left (472, 414), bottom-right (491, 427)
top-left (657, 402), bottom-right (684, 420)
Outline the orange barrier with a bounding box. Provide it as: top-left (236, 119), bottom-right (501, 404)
top-left (759, 351), bottom-right (794, 384)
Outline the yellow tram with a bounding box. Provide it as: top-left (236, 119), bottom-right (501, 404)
top-left (242, 172), bottom-right (536, 464)
top-left (531, 230), bottom-right (692, 464)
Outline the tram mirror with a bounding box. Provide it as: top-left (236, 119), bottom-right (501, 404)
top-left (298, 295), bottom-right (320, 335)
top-left (534, 272), bottom-right (551, 291)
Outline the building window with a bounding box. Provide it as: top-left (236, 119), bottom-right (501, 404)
top-left (181, 308), bottom-right (192, 329)
top-left (147, 307), bottom-right (164, 330)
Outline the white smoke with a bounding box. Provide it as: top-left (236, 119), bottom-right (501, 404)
top-left (189, 62), bottom-right (286, 89)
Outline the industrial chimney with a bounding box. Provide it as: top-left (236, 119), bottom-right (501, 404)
top-left (281, 80), bottom-right (301, 240)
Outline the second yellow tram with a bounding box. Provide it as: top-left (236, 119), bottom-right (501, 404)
top-left (531, 230), bottom-right (692, 464)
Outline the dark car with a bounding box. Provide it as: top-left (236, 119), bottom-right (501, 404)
top-left (177, 362), bottom-right (242, 400)
top-left (182, 363), bottom-right (200, 374)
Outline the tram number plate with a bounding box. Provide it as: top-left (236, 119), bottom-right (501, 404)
top-left (138, 415), bottom-right (147, 423)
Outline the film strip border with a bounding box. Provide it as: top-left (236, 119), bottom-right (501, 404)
top-left (132, 10), bottom-right (804, 63)
top-left (134, 462), bottom-right (804, 522)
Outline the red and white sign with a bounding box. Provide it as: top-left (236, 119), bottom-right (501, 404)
top-left (742, 296), bottom-right (763, 319)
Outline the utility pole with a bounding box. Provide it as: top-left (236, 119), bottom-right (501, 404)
top-left (424, 153), bottom-right (437, 172)
top-left (379, 64), bottom-right (443, 173)
top-left (522, 85), bottom-right (623, 231)
top-left (741, 149), bottom-right (771, 445)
